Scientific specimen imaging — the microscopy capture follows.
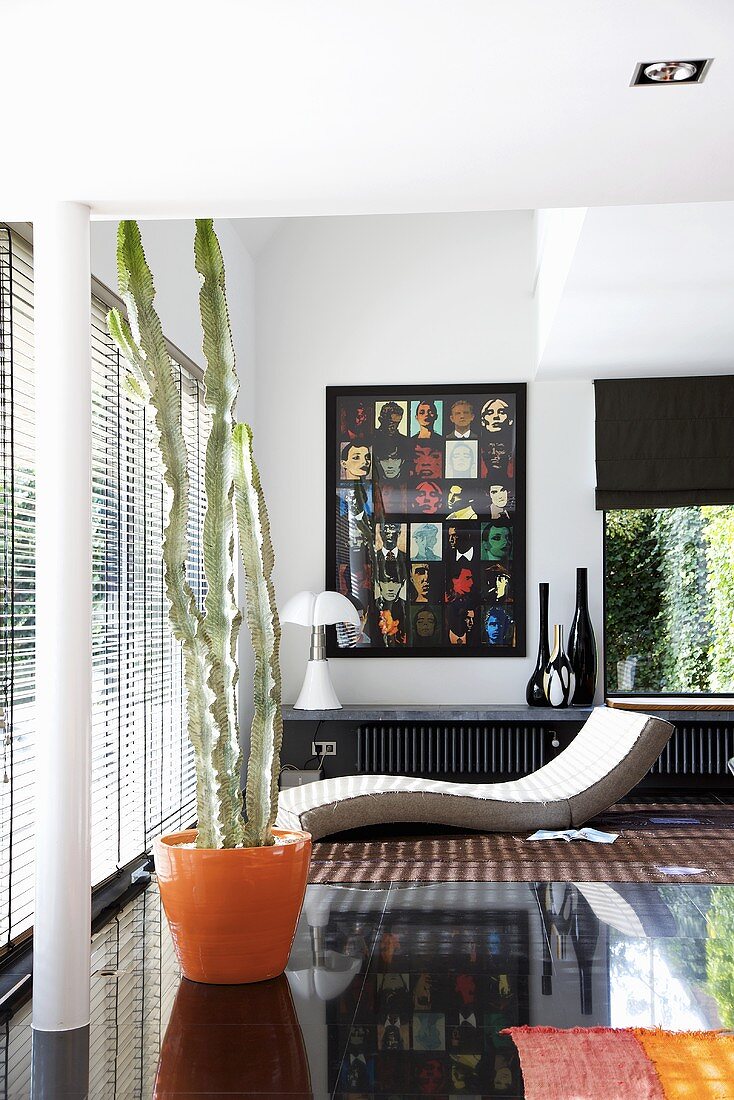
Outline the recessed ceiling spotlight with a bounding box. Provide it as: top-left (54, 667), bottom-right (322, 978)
top-left (631, 59), bottom-right (712, 86)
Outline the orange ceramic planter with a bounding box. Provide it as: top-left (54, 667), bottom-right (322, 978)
top-left (154, 827), bottom-right (311, 984)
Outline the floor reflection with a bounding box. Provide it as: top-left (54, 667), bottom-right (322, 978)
top-left (2, 880), bottom-right (733, 1098)
top-left (153, 975), bottom-right (311, 1097)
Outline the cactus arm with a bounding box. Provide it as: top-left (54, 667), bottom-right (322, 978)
top-left (107, 308), bottom-right (151, 398)
top-left (108, 309), bottom-right (151, 405)
top-left (194, 219), bottom-right (246, 848)
top-left (233, 423), bottom-right (282, 847)
top-left (111, 220), bottom-right (220, 849)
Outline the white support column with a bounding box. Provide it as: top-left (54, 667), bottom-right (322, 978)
top-left (32, 203), bottom-right (92, 1033)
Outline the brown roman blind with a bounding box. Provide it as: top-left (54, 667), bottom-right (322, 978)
top-left (594, 375), bottom-right (734, 509)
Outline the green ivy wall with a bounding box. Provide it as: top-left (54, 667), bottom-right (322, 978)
top-left (605, 506), bottom-right (734, 694)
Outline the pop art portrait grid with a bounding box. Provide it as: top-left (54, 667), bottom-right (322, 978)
top-left (327, 384), bottom-right (526, 656)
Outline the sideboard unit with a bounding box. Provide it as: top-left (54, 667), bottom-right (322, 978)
top-left (281, 704), bottom-right (734, 793)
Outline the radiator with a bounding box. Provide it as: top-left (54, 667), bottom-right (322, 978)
top-left (355, 721), bottom-right (734, 781)
top-left (649, 724), bottom-right (734, 776)
top-left (356, 724), bottom-right (551, 777)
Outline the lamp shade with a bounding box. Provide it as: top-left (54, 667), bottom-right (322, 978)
top-left (280, 590), bottom-right (317, 627)
top-left (313, 591), bottom-right (360, 628)
top-left (281, 590), bottom-right (359, 628)
top-left (282, 590), bottom-right (359, 710)
top-left (287, 952), bottom-right (361, 1003)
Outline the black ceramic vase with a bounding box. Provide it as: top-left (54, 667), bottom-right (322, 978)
top-left (526, 583), bottom-right (550, 706)
top-left (567, 567), bottom-right (597, 705)
top-left (543, 625), bottom-right (575, 708)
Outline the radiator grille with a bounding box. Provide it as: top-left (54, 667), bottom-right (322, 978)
top-left (356, 724), bottom-right (551, 778)
top-left (355, 721), bottom-right (734, 780)
top-left (649, 724), bottom-right (734, 776)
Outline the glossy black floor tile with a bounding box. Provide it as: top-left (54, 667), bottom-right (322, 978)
top-left (3, 878), bottom-right (733, 1098)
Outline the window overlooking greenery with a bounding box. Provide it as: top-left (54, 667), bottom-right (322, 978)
top-left (604, 506), bottom-right (734, 695)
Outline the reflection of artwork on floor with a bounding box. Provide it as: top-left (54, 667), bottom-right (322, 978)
top-left (327, 385), bottom-right (527, 657)
top-left (329, 909), bottom-right (529, 1097)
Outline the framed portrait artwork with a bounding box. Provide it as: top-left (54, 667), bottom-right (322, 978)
top-left (326, 384), bottom-right (526, 657)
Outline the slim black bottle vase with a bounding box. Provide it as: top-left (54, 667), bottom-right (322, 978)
top-left (526, 582), bottom-right (550, 706)
top-left (568, 567), bottom-right (597, 706)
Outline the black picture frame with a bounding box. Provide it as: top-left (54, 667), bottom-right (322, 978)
top-left (325, 383), bottom-right (527, 658)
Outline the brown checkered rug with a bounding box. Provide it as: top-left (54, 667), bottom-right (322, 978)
top-left (308, 797), bottom-right (734, 885)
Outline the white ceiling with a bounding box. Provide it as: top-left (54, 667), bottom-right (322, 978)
top-left (7, 2), bottom-right (734, 381)
top-left (4, 1), bottom-right (734, 218)
top-left (539, 201), bottom-right (734, 378)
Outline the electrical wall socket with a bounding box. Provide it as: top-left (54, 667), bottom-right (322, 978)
top-left (312, 740), bottom-right (337, 757)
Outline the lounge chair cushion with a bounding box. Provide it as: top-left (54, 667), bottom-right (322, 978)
top-left (275, 707), bottom-right (673, 840)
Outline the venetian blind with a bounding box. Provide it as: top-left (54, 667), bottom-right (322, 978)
top-left (0, 228), bottom-right (35, 949)
top-left (1, 225), bottom-right (204, 951)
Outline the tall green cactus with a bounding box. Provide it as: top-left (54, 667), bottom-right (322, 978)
top-left (108, 220), bottom-right (281, 849)
top-left (233, 424), bottom-right (282, 848)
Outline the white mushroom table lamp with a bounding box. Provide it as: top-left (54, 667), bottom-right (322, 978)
top-left (281, 590), bottom-right (360, 710)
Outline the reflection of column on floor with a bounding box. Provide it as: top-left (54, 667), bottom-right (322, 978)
top-left (532, 882), bottom-right (555, 996)
top-left (571, 892), bottom-right (600, 1015)
top-left (534, 882), bottom-right (602, 1017)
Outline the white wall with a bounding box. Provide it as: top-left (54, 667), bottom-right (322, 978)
top-left (539, 201), bottom-right (734, 379)
top-left (90, 218), bottom-right (259, 735)
top-left (89, 212), bottom-right (604, 719)
top-left (529, 381), bottom-right (602, 696)
top-left (255, 212), bottom-right (603, 705)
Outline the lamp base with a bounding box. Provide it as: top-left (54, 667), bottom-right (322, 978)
top-left (293, 659), bottom-right (342, 710)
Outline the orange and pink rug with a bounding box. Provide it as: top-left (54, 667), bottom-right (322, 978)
top-left (504, 1026), bottom-right (734, 1099)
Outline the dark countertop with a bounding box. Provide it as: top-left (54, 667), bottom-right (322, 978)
top-left (281, 703), bottom-right (734, 722)
top-left (282, 704), bottom-right (594, 722)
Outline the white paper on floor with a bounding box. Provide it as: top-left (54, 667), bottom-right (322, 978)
top-left (526, 827), bottom-right (619, 843)
top-left (649, 817), bottom-right (701, 825)
top-left (657, 866), bottom-right (708, 875)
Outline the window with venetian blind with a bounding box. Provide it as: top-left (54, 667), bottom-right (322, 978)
top-left (0, 224), bottom-right (206, 953)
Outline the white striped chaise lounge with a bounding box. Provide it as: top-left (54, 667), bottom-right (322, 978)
top-left (276, 707), bottom-right (673, 841)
